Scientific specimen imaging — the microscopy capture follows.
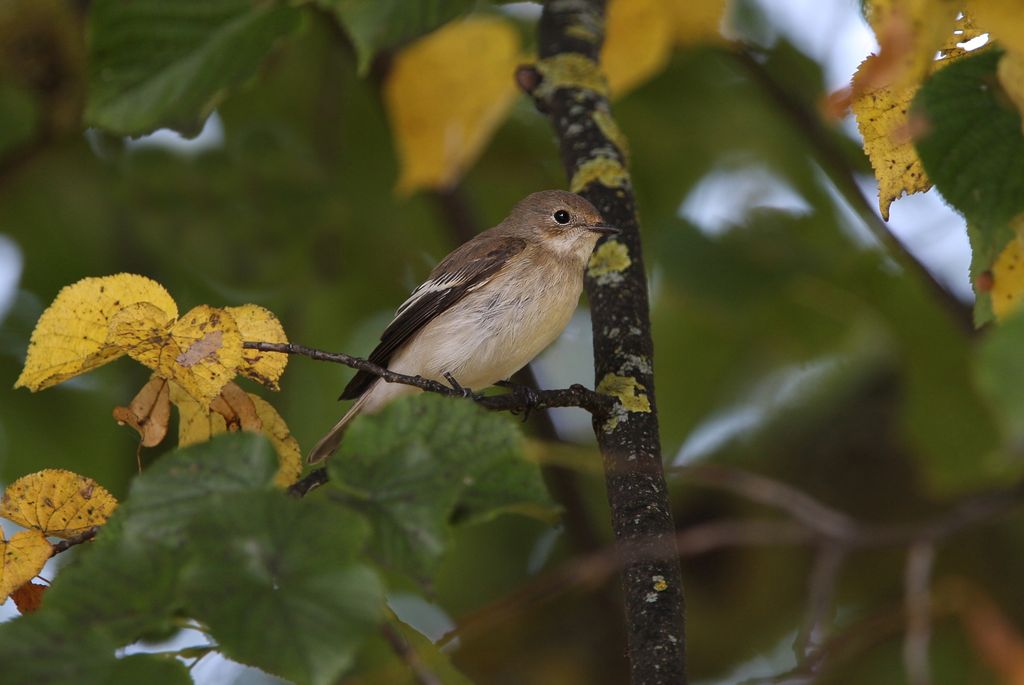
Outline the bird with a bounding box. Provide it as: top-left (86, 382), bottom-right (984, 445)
top-left (307, 190), bottom-right (617, 463)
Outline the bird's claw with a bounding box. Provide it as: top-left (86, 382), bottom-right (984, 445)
top-left (503, 381), bottom-right (540, 422)
top-left (444, 372), bottom-right (477, 399)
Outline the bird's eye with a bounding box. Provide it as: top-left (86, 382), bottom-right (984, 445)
top-left (553, 209), bottom-right (571, 225)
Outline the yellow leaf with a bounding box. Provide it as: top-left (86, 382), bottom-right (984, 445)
top-left (14, 274), bottom-right (177, 391)
top-left (113, 304), bottom-right (244, 407)
top-left (169, 382), bottom-right (301, 488)
top-left (112, 376), bottom-right (171, 447)
top-left (968, 0), bottom-right (1024, 53)
top-left (0, 530), bottom-right (51, 602)
top-left (991, 235), bottom-right (1024, 321)
top-left (0, 469), bottom-right (116, 538)
top-left (385, 17), bottom-right (520, 194)
top-left (668, 0), bottom-right (727, 46)
top-left (851, 59), bottom-right (932, 220)
top-left (997, 51), bottom-right (1024, 129)
top-left (602, 0), bottom-right (673, 97)
top-left (861, 0), bottom-right (960, 91)
top-left (227, 304), bottom-right (288, 390)
top-left (851, 4), bottom-right (976, 219)
top-left (171, 381), bottom-right (227, 446)
top-left (250, 395), bottom-right (302, 487)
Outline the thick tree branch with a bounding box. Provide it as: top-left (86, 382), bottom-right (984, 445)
top-left (517, 2), bottom-right (687, 682)
top-left (243, 341), bottom-right (613, 415)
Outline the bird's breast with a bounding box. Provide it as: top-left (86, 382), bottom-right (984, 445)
top-left (395, 262), bottom-right (584, 389)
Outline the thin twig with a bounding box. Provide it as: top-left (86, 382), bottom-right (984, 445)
top-left (730, 48), bottom-right (974, 334)
top-left (438, 465), bottom-right (1024, 656)
top-left (794, 543), bottom-right (846, 660)
top-left (380, 623), bottom-right (444, 685)
top-left (243, 341), bottom-right (614, 416)
top-left (903, 542), bottom-right (935, 685)
top-left (288, 468), bottom-right (329, 498)
top-left (675, 464), bottom-right (860, 541)
top-left (50, 527), bottom-right (99, 556)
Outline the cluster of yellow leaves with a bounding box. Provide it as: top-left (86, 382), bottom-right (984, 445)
top-left (15, 274), bottom-right (300, 485)
top-left (385, 0), bottom-right (729, 194)
top-left (0, 470), bottom-right (117, 611)
top-left (851, 0), bottom-right (1024, 220)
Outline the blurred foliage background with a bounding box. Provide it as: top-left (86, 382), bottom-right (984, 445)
top-left (2, 0), bottom-right (1024, 683)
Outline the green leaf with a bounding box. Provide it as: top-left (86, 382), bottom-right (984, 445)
top-left (976, 311), bottom-right (1024, 451)
top-left (0, 614), bottom-right (187, 684)
top-left (42, 517), bottom-right (184, 643)
top-left (329, 395), bottom-right (556, 582)
top-left (86, 0), bottom-right (302, 136)
top-left (43, 434), bottom-right (279, 642)
top-left (914, 49), bottom-right (1024, 321)
top-left (357, 621), bottom-right (473, 685)
top-left (107, 655), bottom-right (193, 685)
top-left (315, 0), bottom-right (473, 74)
top-left (120, 432), bottom-right (279, 544)
top-left (0, 82), bottom-right (38, 158)
top-left (182, 492), bottom-right (383, 685)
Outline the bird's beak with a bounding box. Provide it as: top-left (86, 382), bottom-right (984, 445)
top-left (587, 223), bottom-right (620, 236)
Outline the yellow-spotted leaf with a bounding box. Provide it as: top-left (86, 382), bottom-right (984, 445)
top-left (851, 60), bottom-right (932, 220)
top-left (112, 375), bottom-right (171, 447)
top-left (385, 17), bottom-right (520, 194)
top-left (1, 530), bottom-right (51, 602)
top-left (15, 274), bottom-right (177, 391)
top-left (602, 0), bottom-right (673, 97)
top-left (171, 381), bottom-right (228, 446)
top-left (116, 305), bottom-right (244, 407)
top-left (250, 395), bottom-right (302, 487)
top-left (852, 4), bottom-right (982, 218)
top-left (227, 304), bottom-right (288, 390)
top-left (860, 0), bottom-right (960, 92)
top-left (170, 382), bottom-right (300, 487)
top-left (0, 470), bottom-right (117, 538)
top-left (990, 236), bottom-right (1024, 321)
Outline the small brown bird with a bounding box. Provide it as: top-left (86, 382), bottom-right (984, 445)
top-left (308, 190), bottom-right (616, 463)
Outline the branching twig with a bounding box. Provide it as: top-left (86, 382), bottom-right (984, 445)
top-left (438, 464), bottom-right (1024, 671)
top-left (243, 341), bottom-right (614, 416)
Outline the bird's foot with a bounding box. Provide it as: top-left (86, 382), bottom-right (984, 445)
top-left (444, 372), bottom-right (479, 400)
top-left (498, 379), bottom-right (541, 422)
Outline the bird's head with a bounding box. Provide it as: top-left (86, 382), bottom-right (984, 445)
top-left (509, 190), bottom-right (619, 261)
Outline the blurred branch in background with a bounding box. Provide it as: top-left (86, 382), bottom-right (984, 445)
top-left (730, 48), bottom-right (974, 334)
top-left (438, 462), bottom-right (1024, 683)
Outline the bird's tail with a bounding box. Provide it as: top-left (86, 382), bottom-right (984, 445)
top-left (307, 391), bottom-right (372, 464)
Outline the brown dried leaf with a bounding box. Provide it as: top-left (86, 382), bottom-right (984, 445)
top-left (112, 376), bottom-right (171, 447)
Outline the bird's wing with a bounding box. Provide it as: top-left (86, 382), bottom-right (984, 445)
top-left (339, 234), bottom-right (527, 400)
